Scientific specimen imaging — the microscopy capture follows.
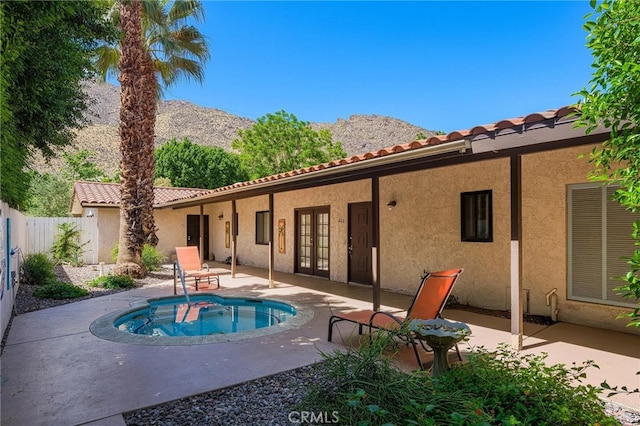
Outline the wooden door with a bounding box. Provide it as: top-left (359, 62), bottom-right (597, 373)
top-left (295, 207), bottom-right (330, 278)
top-left (348, 202), bottom-right (372, 285)
top-left (186, 215), bottom-right (209, 260)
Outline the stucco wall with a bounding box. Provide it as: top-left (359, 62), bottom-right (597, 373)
top-left (156, 205), bottom-right (217, 261)
top-left (271, 180), bottom-right (371, 281)
top-left (379, 158), bottom-right (512, 309)
top-left (95, 205), bottom-right (218, 263)
top-left (234, 196), bottom-right (270, 268)
top-left (218, 181), bottom-right (371, 280)
top-left (1, 201), bottom-right (28, 338)
top-left (521, 145), bottom-right (638, 334)
top-left (210, 202), bottom-right (231, 263)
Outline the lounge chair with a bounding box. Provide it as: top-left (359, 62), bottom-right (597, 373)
top-left (175, 246), bottom-right (220, 291)
top-left (327, 268), bottom-right (463, 368)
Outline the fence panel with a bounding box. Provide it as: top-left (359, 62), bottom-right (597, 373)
top-left (26, 217), bottom-right (98, 265)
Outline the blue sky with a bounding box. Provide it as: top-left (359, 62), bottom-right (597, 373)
top-left (162, 1), bottom-right (594, 133)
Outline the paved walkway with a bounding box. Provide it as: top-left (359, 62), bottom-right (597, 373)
top-left (1, 264), bottom-right (639, 425)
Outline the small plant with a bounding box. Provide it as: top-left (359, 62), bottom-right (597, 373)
top-left (141, 244), bottom-right (165, 271)
top-left (300, 333), bottom-right (485, 425)
top-left (302, 338), bottom-right (617, 425)
top-left (435, 343), bottom-right (618, 425)
top-left (111, 243), bottom-right (165, 271)
top-left (21, 253), bottom-right (56, 286)
top-left (88, 275), bottom-right (136, 289)
top-left (50, 222), bottom-right (88, 266)
top-left (33, 282), bottom-right (89, 299)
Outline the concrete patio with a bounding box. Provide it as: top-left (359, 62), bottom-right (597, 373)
top-left (1, 264), bottom-right (639, 425)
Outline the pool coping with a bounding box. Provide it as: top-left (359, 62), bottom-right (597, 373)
top-left (89, 293), bottom-right (314, 346)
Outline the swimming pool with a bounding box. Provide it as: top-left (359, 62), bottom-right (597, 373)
top-left (90, 294), bottom-right (313, 345)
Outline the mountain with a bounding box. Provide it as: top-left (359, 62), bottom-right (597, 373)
top-left (36, 81), bottom-right (436, 178)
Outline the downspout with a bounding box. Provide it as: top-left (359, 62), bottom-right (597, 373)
top-left (545, 288), bottom-right (558, 322)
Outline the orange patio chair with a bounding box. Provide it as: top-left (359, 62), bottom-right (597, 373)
top-left (175, 246), bottom-right (220, 291)
top-left (327, 268), bottom-right (463, 368)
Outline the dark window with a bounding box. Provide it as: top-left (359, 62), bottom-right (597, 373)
top-left (461, 190), bottom-right (493, 242)
top-left (255, 211), bottom-right (270, 245)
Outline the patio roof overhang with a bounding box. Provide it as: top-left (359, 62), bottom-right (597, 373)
top-left (158, 116), bottom-right (611, 210)
top-left (159, 138), bottom-right (473, 209)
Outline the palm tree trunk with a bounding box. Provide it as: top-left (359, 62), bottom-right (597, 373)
top-left (115, 0), bottom-right (145, 278)
top-left (139, 51), bottom-right (158, 247)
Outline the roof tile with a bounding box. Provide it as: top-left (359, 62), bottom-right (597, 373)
top-left (73, 181), bottom-right (211, 206)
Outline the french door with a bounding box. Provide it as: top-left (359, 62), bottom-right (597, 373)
top-left (296, 207), bottom-right (330, 278)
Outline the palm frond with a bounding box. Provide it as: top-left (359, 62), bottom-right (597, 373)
top-left (167, 56), bottom-right (205, 86)
top-left (94, 45), bottom-right (121, 81)
top-left (169, 0), bottom-right (205, 23)
top-left (170, 26), bottom-right (210, 60)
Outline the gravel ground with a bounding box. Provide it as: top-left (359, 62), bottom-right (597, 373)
top-left (4, 265), bottom-right (639, 425)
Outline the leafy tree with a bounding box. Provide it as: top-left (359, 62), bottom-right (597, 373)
top-left (25, 173), bottom-right (72, 217)
top-left (95, 0), bottom-right (210, 249)
top-left (232, 110), bottom-right (347, 180)
top-left (61, 150), bottom-right (106, 183)
top-left (155, 138), bottom-right (248, 188)
top-left (576, 0), bottom-right (640, 327)
top-left (0, 0), bottom-right (116, 209)
top-left (25, 150), bottom-right (106, 217)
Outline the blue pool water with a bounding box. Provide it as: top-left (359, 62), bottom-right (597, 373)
top-left (114, 295), bottom-right (297, 337)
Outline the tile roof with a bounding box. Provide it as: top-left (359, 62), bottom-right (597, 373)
top-left (75, 105), bottom-right (584, 207)
top-left (72, 181), bottom-right (211, 206)
top-left (192, 105), bottom-right (580, 198)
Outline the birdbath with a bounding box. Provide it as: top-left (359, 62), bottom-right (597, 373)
top-left (409, 318), bottom-right (471, 378)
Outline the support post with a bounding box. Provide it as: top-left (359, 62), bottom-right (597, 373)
top-left (199, 204), bottom-right (204, 265)
top-left (510, 155), bottom-right (523, 350)
top-left (372, 176), bottom-right (380, 311)
top-left (269, 193), bottom-right (274, 288)
top-left (231, 199), bottom-right (237, 278)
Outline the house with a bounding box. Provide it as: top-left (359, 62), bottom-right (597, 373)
top-left (71, 106), bottom-right (639, 337)
top-left (70, 182), bottom-right (213, 262)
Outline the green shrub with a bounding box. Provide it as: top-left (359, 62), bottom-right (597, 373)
top-left (304, 338), bottom-right (616, 425)
top-left (301, 333), bottom-right (485, 425)
top-left (88, 275), bottom-right (136, 289)
top-left (141, 244), bottom-right (164, 271)
top-left (51, 222), bottom-right (88, 266)
top-left (111, 243), bottom-right (165, 271)
top-left (435, 343), bottom-right (617, 425)
top-left (21, 253), bottom-right (57, 286)
top-left (33, 281), bottom-right (89, 299)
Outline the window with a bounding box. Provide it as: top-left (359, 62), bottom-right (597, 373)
top-left (568, 183), bottom-right (637, 307)
top-left (255, 211), bottom-right (270, 245)
top-left (461, 190), bottom-right (493, 242)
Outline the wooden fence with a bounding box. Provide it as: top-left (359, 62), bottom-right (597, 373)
top-left (26, 217), bottom-right (98, 265)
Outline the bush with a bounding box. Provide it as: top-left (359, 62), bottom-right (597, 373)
top-left (301, 333), bottom-right (485, 425)
top-left (141, 244), bottom-right (164, 271)
top-left (21, 253), bottom-right (56, 286)
top-left (88, 275), bottom-right (136, 289)
top-left (33, 281), bottom-right (89, 299)
top-left (111, 243), bottom-right (165, 271)
top-left (435, 343), bottom-right (617, 425)
top-left (50, 222), bottom-right (87, 266)
top-left (303, 338), bottom-right (616, 426)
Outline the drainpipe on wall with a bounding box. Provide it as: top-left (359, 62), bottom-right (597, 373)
top-left (545, 288), bottom-right (558, 322)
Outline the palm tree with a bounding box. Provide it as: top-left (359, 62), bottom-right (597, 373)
top-left (96, 0), bottom-right (209, 275)
top-left (116, 0), bottom-right (146, 277)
